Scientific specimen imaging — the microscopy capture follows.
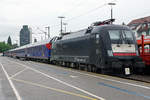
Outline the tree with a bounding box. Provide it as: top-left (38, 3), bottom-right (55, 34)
top-left (0, 42), bottom-right (12, 53)
top-left (122, 22), bottom-right (126, 25)
top-left (12, 44), bottom-right (18, 49)
top-left (34, 38), bottom-right (37, 43)
top-left (7, 36), bottom-right (12, 46)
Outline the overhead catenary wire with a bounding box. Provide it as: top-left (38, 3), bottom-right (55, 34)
top-left (66, 4), bottom-right (107, 22)
top-left (51, 1), bottom-right (111, 28)
top-left (42, 0), bottom-right (117, 36)
top-left (66, 0), bottom-right (117, 22)
top-left (61, 0), bottom-right (91, 16)
top-left (51, 0), bottom-right (92, 28)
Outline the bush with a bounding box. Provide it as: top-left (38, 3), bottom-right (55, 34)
top-left (0, 42), bottom-right (12, 53)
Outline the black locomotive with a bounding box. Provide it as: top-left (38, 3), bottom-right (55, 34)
top-left (50, 19), bottom-right (145, 75)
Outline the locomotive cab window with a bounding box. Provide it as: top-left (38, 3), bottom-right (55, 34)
top-left (109, 30), bottom-right (120, 40)
top-left (122, 30), bottom-right (133, 40)
top-left (108, 29), bottom-right (134, 44)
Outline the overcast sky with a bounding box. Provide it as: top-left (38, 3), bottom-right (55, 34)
top-left (0, 0), bottom-right (150, 44)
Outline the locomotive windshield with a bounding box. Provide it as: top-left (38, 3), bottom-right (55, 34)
top-left (108, 30), bottom-right (134, 44)
top-left (108, 29), bottom-right (136, 54)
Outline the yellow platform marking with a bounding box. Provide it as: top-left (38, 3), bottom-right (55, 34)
top-left (11, 78), bottom-right (97, 100)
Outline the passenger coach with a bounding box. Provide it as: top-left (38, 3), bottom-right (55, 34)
top-left (4, 37), bottom-right (58, 61)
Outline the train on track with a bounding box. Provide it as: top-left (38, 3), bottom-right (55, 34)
top-left (3, 37), bottom-right (58, 61)
top-left (3, 19), bottom-right (145, 75)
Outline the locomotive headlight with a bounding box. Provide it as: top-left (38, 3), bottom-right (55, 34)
top-left (107, 50), bottom-right (113, 56)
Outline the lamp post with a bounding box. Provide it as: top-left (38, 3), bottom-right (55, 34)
top-left (58, 16), bottom-right (65, 36)
top-left (108, 3), bottom-right (116, 20)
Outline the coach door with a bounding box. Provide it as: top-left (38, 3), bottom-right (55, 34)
top-left (95, 33), bottom-right (104, 68)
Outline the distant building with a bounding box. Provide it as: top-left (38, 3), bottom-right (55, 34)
top-left (20, 25), bottom-right (32, 46)
top-left (128, 16), bottom-right (150, 38)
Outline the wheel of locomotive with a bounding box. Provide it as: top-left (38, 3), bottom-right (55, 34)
top-left (58, 61), bottom-right (62, 66)
top-left (75, 63), bottom-right (79, 69)
top-left (87, 65), bottom-right (92, 72)
top-left (100, 68), bottom-right (108, 74)
top-left (53, 61), bottom-right (56, 65)
top-left (71, 63), bottom-right (75, 68)
top-left (66, 62), bottom-right (69, 67)
top-left (56, 61), bottom-right (60, 65)
top-left (61, 61), bottom-right (63, 66)
top-left (137, 68), bottom-right (144, 75)
top-left (69, 62), bottom-right (71, 67)
top-left (64, 62), bottom-right (68, 67)
top-left (62, 62), bottom-right (65, 66)
top-left (67, 62), bottom-right (71, 67)
top-left (65, 62), bottom-right (70, 67)
top-left (84, 65), bottom-right (88, 71)
top-left (79, 64), bottom-right (82, 70)
top-left (94, 66), bottom-right (98, 73)
top-left (57, 61), bottom-right (61, 66)
top-left (55, 61), bottom-right (59, 65)
top-left (51, 60), bottom-right (55, 65)
top-left (62, 61), bottom-right (65, 66)
top-left (92, 66), bottom-right (97, 72)
top-left (72, 63), bottom-right (76, 68)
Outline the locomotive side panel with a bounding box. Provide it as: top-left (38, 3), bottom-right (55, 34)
top-left (93, 32), bottom-right (109, 69)
top-left (51, 35), bottom-right (92, 64)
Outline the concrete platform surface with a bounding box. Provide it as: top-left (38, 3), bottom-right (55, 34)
top-left (0, 56), bottom-right (150, 100)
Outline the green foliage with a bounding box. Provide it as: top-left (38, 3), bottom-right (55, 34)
top-left (0, 42), bottom-right (12, 53)
top-left (12, 44), bottom-right (18, 49)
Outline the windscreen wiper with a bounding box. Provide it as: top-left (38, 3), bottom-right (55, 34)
top-left (117, 33), bottom-right (122, 47)
top-left (123, 32), bottom-right (131, 47)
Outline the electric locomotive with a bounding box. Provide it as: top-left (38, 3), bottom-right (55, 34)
top-left (51, 19), bottom-right (145, 75)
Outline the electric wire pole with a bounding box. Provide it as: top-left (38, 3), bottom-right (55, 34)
top-left (45, 26), bottom-right (50, 38)
top-left (58, 16), bottom-right (65, 36)
top-left (108, 3), bottom-right (116, 24)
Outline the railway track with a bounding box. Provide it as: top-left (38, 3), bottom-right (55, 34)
top-left (125, 75), bottom-right (150, 83)
top-left (62, 65), bottom-right (150, 84)
top-left (52, 63), bottom-right (150, 84)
